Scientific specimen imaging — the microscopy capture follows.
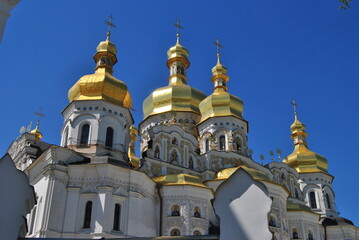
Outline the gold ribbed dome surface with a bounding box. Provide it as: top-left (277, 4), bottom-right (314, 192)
top-left (214, 166), bottom-right (270, 181)
top-left (68, 39), bottom-right (132, 108)
top-left (143, 83), bottom-right (206, 119)
top-left (97, 40), bottom-right (117, 55)
top-left (30, 126), bottom-right (42, 141)
top-left (283, 144), bottom-right (328, 174)
top-left (152, 173), bottom-right (208, 188)
top-left (68, 68), bottom-right (132, 108)
top-left (283, 116), bottom-right (329, 174)
top-left (167, 42), bottom-right (189, 59)
top-left (199, 89), bottom-right (243, 123)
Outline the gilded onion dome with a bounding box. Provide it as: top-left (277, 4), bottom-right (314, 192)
top-left (199, 55), bottom-right (243, 123)
top-left (152, 173), bottom-right (209, 189)
top-left (142, 37), bottom-right (206, 119)
top-left (283, 115), bottom-right (329, 174)
top-left (68, 35), bottom-right (132, 108)
top-left (30, 121), bottom-right (43, 141)
top-left (214, 165), bottom-right (270, 181)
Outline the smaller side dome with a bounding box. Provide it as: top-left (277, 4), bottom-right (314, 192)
top-left (214, 165), bottom-right (270, 181)
top-left (199, 56), bottom-right (243, 123)
top-left (30, 121), bottom-right (43, 141)
top-left (152, 174), bottom-right (208, 188)
top-left (283, 116), bottom-right (329, 174)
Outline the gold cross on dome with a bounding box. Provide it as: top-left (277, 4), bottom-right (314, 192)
top-left (104, 15), bottom-right (117, 40)
top-left (212, 38), bottom-right (224, 58)
top-left (173, 18), bottom-right (184, 43)
top-left (291, 98), bottom-right (298, 117)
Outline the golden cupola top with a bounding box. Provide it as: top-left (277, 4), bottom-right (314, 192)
top-left (142, 34), bottom-right (206, 119)
top-left (283, 114), bottom-right (329, 174)
top-left (30, 121), bottom-right (43, 141)
top-left (199, 53), bottom-right (243, 123)
top-left (214, 165), bottom-right (271, 182)
top-left (68, 34), bottom-right (132, 109)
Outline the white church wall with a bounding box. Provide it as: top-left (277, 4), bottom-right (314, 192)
top-left (0, 154), bottom-right (35, 240)
top-left (160, 185), bottom-right (214, 236)
top-left (213, 168), bottom-right (272, 240)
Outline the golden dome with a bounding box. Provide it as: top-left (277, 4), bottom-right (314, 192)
top-left (167, 42), bottom-right (189, 60)
top-left (96, 39), bottom-right (117, 56)
top-left (152, 173), bottom-right (209, 189)
top-left (68, 38), bottom-right (132, 109)
top-left (214, 165), bottom-right (271, 181)
top-left (199, 58), bottom-right (243, 123)
top-left (30, 122), bottom-right (42, 141)
top-left (283, 116), bottom-right (329, 174)
top-left (142, 40), bottom-right (205, 119)
top-left (143, 84), bottom-right (206, 119)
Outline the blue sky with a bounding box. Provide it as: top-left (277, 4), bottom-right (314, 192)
top-left (1, 0), bottom-right (358, 224)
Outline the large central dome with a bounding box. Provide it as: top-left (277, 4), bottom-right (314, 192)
top-left (142, 40), bottom-right (206, 119)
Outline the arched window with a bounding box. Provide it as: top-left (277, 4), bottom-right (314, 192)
top-left (171, 229), bottom-right (180, 236)
top-left (309, 192), bottom-right (317, 209)
top-left (105, 127), bottom-right (114, 148)
top-left (219, 135), bottom-right (225, 150)
top-left (234, 137), bottom-right (242, 151)
top-left (205, 138), bottom-right (210, 152)
top-left (80, 124), bottom-right (90, 145)
top-left (326, 193), bottom-right (331, 209)
top-left (113, 204), bottom-right (121, 231)
top-left (308, 232), bottom-right (314, 240)
top-left (154, 146), bottom-right (160, 159)
top-left (172, 137), bottom-right (178, 146)
top-left (171, 205), bottom-right (180, 216)
top-left (295, 188), bottom-right (299, 199)
top-left (193, 230), bottom-right (201, 235)
top-left (83, 201), bottom-right (92, 229)
top-left (171, 150), bottom-right (178, 163)
top-left (269, 216), bottom-right (276, 227)
top-left (189, 157), bottom-right (194, 169)
top-left (194, 206), bottom-right (201, 218)
top-left (292, 229), bottom-right (299, 239)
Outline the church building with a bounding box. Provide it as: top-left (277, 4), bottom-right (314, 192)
top-left (6, 25), bottom-right (359, 240)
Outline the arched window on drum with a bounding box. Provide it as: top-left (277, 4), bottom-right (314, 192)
top-left (80, 124), bottom-right (90, 146)
top-left (219, 135), bottom-right (226, 151)
top-left (234, 136), bottom-right (242, 151)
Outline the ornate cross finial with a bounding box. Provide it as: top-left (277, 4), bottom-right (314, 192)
top-left (212, 38), bottom-right (224, 63)
top-left (291, 98), bottom-right (298, 119)
top-left (173, 18), bottom-right (183, 44)
top-left (104, 15), bottom-right (117, 41)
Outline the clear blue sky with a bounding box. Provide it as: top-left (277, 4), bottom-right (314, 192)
top-left (1, 0), bottom-right (358, 224)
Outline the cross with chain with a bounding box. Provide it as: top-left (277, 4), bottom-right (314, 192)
top-left (104, 15), bottom-right (117, 40)
top-left (173, 18), bottom-right (183, 43)
top-left (291, 98), bottom-right (298, 117)
top-left (212, 38), bottom-right (224, 58)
